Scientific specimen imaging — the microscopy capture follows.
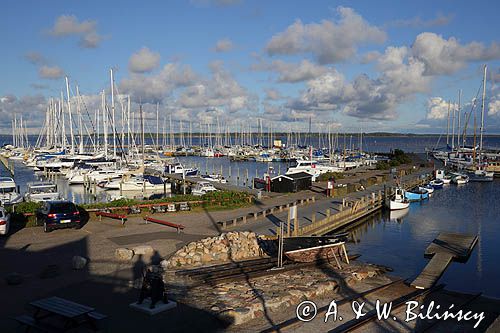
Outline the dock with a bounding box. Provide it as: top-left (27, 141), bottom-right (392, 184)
top-left (411, 232), bottom-right (478, 289)
top-left (0, 155), bottom-right (15, 176)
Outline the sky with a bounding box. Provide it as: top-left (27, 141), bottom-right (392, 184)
top-left (1, 0), bottom-right (500, 135)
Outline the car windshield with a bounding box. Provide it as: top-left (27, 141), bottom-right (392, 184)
top-left (49, 203), bottom-right (77, 214)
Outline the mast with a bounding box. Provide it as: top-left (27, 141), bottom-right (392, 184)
top-left (65, 76), bottom-right (75, 154)
top-left (102, 90), bottom-right (108, 158)
top-left (457, 89), bottom-right (461, 150)
top-left (76, 86), bottom-right (84, 154)
top-left (479, 65), bottom-right (487, 156)
top-left (140, 103), bottom-right (145, 167)
top-left (156, 102), bottom-right (159, 149)
top-left (110, 68), bottom-right (117, 158)
top-left (451, 100), bottom-right (455, 151)
top-left (446, 103), bottom-right (450, 147)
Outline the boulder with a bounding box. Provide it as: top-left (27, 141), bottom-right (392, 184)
top-left (115, 248), bottom-right (134, 261)
top-left (131, 245), bottom-right (154, 256)
top-left (71, 256), bottom-right (88, 270)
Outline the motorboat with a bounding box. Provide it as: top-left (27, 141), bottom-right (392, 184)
top-left (285, 160), bottom-right (343, 181)
top-left (164, 163), bottom-right (199, 177)
top-left (200, 174), bottom-right (227, 183)
top-left (419, 184), bottom-right (434, 194)
top-left (452, 174), bottom-right (469, 185)
top-left (434, 169), bottom-right (451, 184)
top-left (0, 177), bottom-right (23, 205)
top-left (191, 181), bottom-right (218, 196)
top-left (468, 170), bottom-right (494, 182)
top-left (404, 187), bottom-right (429, 202)
top-left (386, 188), bottom-right (410, 210)
top-left (24, 181), bottom-right (61, 202)
top-left (102, 175), bottom-right (170, 192)
top-left (429, 179), bottom-right (444, 188)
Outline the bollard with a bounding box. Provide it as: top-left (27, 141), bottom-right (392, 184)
top-left (242, 216), bottom-right (247, 224)
top-left (326, 209), bottom-right (330, 217)
top-left (311, 213), bottom-right (316, 224)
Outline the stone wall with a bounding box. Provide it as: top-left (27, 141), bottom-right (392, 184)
top-left (162, 231), bottom-right (275, 269)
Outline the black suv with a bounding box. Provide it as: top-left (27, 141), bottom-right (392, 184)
top-left (36, 201), bottom-right (81, 232)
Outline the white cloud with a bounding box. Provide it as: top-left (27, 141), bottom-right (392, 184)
top-left (411, 32), bottom-right (500, 75)
top-left (489, 99), bottom-right (500, 116)
top-left (265, 7), bottom-right (386, 64)
top-left (0, 95), bottom-right (47, 131)
top-left (177, 61), bottom-right (254, 113)
top-left (128, 47), bottom-right (161, 73)
top-left (426, 97), bottom-right (457, 120)
top-left (25, 52), bottom-right (46, 65)
top-left (48, 15), bottom-right (104, 48)
top-left (213, 38), bottom-right (233, 52)
top-left (38, 65), bottom-right (65, 80)
top-left (120, 63), bottom-right (197, 103)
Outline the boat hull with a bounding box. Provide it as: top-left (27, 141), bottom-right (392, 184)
top-left (284, 242), bottom-right (346, 263)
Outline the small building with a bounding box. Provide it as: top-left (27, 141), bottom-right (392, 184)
top-left (270, 172), bottom-right (312, 193)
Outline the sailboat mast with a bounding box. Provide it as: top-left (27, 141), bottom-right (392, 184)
top-left (446, 103), bottom-right (450, 147)
top-left (110, 68), bottom-right (117, 158)
top-left (156, 102), bottom-right (159, 149)
top-left (479, 65), bottom-right (487, 155)
top-left (65, 77), bottom-right (75, 154)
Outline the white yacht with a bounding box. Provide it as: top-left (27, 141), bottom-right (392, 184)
top-left (0, 177), bottom-right (23, 205)
top-left (102, 175), bottom-right (170, 192)
top-left (191, 181), bottom-right (218, 196)
top-left (285, 160), bottom-right (343, 181)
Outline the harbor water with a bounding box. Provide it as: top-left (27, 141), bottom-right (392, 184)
top-left (347, 180), bottom-right (500, 299)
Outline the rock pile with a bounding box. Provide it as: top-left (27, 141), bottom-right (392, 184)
top-left (162, 231), bottom-right (273, 269)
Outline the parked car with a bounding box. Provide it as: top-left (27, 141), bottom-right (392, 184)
top-left (36, 201), bottom-right (81, 232)
top-left (0, 207), bottom-right (11, 235)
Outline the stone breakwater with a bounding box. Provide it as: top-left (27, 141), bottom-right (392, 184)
top-left (161, 231), bottom-right (276, 269)
top-left (168, 262), bottom-right (388, 326)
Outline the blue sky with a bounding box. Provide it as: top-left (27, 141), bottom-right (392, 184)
top-left (1, 0), bottom-right (500, 134)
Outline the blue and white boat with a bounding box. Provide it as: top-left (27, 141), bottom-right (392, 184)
top-left (404, 187), bottom-right (429, 202)
top-left (419, 184), bottom-right (435, 194)
top-left (429, 179), bottom-right (444, 189)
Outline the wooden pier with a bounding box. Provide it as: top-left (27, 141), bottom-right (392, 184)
top-left (411, 232), bottom-right (478, 289)
top-left (0, 155), bottom-right (15, 176)
top-left (293, 174), bottom-right (431, 236)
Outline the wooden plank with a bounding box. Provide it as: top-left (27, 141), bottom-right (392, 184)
top-left (425, 233), bottom-right (478, 260)
top-left (411, 252), bottom-right (453, 289)
top-left (30, 297), bottom-right (94, 319)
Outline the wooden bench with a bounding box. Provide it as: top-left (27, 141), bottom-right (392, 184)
top-left (14, 314), bottom-right (53, 332)
top-left (143, 216), bottom-right (185, 233)
top-left (96, 211), bottom-right (127, 225)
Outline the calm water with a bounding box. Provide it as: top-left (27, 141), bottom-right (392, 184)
top-left (347, 181), bottom-right (500, 299)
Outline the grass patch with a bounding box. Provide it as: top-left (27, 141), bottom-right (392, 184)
top-left (317, 172), bottom-right (345, 182)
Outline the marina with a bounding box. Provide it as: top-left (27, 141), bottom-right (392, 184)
top-left (2, 1), bottom-right (500, 332)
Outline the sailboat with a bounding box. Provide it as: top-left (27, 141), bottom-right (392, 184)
top-left (468, 65), bottom-right (494, 182)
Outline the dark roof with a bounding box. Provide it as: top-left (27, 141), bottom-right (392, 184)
top-left (286, 172), bottom-right (313, 179)
top-left (272, 172), bottom-right (312, 181)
